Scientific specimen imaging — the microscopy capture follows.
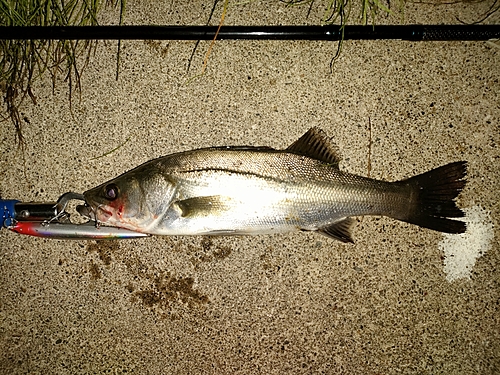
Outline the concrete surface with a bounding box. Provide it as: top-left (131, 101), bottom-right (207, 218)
top-left (1, 0), bottom-right (499, 373)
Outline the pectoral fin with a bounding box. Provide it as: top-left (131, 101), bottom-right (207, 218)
top-left (317, 218), bottom-right (355, 243)
top-left (175, 196), bottom-right (232, 218)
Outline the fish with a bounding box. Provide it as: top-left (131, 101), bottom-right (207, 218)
top-left (78, 127), bottom-right (467, 242)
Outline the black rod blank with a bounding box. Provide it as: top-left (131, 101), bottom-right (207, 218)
top-left (1, 25), bottom-right (499, 41)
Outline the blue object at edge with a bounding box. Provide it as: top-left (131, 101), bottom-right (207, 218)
top-left (1, 199), bottom-right (19, 227)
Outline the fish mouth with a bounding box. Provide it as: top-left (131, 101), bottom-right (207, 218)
top-left (76, 203), bottom-right (95, 221)
top-left (76, 203), bottom-right (112, 223)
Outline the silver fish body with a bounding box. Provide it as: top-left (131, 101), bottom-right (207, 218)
top-left (81, 128), bottom-right (467, 242)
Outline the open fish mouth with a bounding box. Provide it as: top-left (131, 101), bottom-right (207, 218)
top-left (76, 203), bottom-right (95, 221)
top-left (76, 202), bottom-right (104, 222)
top-left (77, 203), bottom-right (115, 224)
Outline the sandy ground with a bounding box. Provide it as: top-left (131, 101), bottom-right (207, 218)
top-left (1, 1), bottom-right (499, 374)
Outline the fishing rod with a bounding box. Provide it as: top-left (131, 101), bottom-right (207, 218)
top-left (0, 25), bottom-right (499, 41)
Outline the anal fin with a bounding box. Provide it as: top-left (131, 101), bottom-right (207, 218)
top-left (317, 218), bottom-right (355, 243)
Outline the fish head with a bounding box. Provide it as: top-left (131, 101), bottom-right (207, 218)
top-left (81, 168), bottom-right (177, 233)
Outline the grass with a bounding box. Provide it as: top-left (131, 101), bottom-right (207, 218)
top-left (0, 0), bottom-right (124, 147)
top-left (282, 0), bottom-right (405, 69)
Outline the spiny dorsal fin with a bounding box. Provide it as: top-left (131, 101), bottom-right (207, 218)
top-left (286, 127), bottom-right (341, 167)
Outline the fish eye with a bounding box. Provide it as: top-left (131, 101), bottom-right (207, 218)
top-left (103, 183), bottom-right (119, 201)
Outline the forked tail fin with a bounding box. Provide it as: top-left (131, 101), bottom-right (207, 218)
top-left (400, 161), bottom-right (467, 234)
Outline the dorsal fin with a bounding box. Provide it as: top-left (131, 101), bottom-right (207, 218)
top-left (286, 127), bottom-right (341, 167)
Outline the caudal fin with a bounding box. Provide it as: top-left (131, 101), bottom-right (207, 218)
top-left (401, 161), bottom-right (467, 234)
